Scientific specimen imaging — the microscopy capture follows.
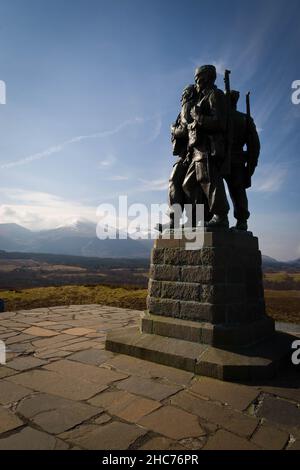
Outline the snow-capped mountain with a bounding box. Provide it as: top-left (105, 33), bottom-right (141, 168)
top-left (0, 221), bottom-right (153, 258)
top-left (1, 222), bottom-right (298, 265)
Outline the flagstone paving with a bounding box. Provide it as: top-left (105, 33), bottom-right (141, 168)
top-left (0, 304), bottom-right (299, 450)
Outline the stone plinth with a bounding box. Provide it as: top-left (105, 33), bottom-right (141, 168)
top-left (106, 230), bottom-right (295, 381)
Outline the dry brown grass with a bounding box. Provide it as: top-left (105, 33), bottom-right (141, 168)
top-left (1, 284), bottom-right (147, 312)
top-left (264, 289), bottom-right (300, 324)
top-left (1, 285), bottom-right (299, 324)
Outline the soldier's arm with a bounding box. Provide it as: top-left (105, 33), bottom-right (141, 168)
top-left (171, 114), bottom-right (181, 140)
top-left (247, 117), bottom-right (260, 170)
top-left (196, 89), bottom-right (227, 133)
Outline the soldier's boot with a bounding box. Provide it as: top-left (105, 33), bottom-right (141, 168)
top-left (155, 214), bottom-right (175, 233)
top-left (206, 214), bottom-right (229, 229)
top-left (234, 220), bottom-right (248, 231)
top-left (182, 209), bottom-right (201, 229)
top-left (181, 219), bottom-right (199, 229)
top-left (155, 221), bottom-right (174, 233)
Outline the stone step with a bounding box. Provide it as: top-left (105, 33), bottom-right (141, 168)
top-left (106, 326), bottom-right (295, 381)
top-left (141, 313), bottom-right (275, 348)
top-left (147, 296), bottom-right (265, 324)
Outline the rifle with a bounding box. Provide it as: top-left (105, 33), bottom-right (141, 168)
top-left (221, 69), bottom-right (232, 176)
top-left (246, 91), bottom-right (251, 118)
top-left (224, 69), bottom-right (231, 95)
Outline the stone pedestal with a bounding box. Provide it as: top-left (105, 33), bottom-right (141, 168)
top-left (106, 230), bottom-right (295, 381)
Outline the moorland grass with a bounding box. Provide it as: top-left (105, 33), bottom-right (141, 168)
top-left (0, 285), bottom-right (299, 324)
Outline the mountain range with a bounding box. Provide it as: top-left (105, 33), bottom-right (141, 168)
top-left (0, 221), bottom-right (299, 267)
top-left (0, 221), bottom-right (153, 258)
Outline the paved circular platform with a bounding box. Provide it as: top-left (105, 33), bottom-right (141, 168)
top-left (0, 305), bottom-right (299, 450)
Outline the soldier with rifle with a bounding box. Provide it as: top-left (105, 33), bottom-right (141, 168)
top-left (182, 65), bottom-right (230, 229)
top-left (157, 83), bottom-right (200, 232)
top-left (225, 90), bottom-right (260, 231)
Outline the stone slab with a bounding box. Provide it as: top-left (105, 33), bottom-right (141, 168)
top-left (139, 405), bottom-right (205, 440)
top-left (0, 380), bottom-right (33, 405)
top-left (7, 356), bottom-right (47, 371)
top-left (104, 355), bottom-right (193, 386)
top-left (0, 426), bottom-right (68, 450)
top-left (139, 437), bottom-right (186, 450)
top-left (203, 429), bottom-right (259, 450)
top-left (116, 375), bottom-right (182, 400)
top-left (257, 395), bottom-right (300, 428)
top-left (106, 326), bottom-right (209, 373)
top-left (106, 326), bottom-right (295, 381)
top-left (0, 406), bottom-right (24, 434)
top-left (67, 349), bottom-right (114, 365)
top-left (251, 423), bottom-right (289, 450)
top-left (43, 359), bottom-right (128, 385)
top-left (63, 328), bottom-right (95, 336)
top-left (141, 312), bottom-right (275, 347)
top-left (64, 421), bottom-right (146, 450)
top-left (0, 367), bottom-right (17, 379)
top-left (17, 393), bottom-right (101, 434)
top-left (171, 390), bottom-right (258, 437)
top-left (6, 369), bottom-right (109, 401)
top-left (22, 327), bottom-right (59, 337)
top-left (189, 376), bottom-right (259, 411)
top-left (88, 390), bottom-right (160, 423)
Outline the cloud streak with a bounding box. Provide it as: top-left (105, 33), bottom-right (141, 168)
top-left (137, 178), bottom-right (169, 192)
top-left (0, 188), bottom-right (98, 230)
top-left (0, 117), bottom-right (145, 170)
top-left (252, 164), bottom-right (288, 193)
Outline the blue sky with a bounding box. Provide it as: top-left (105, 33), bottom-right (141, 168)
top-left (0, 0), bottom-right (299, 259)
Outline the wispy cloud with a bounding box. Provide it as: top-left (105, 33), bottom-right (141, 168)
top-left (0, 117), bottom-right (145, 170)
top-left (0, 188), bottom-right (63, 206)
top-left (145, 115), bottom-right (163, 143)
top-left (98, 154), bottom-right (117, 168)
top-left (137, 178), bottom-right (169, 192)
top-left (189, 57), bottom-right (227, 77)
top-left (0, 188), bottom-right (98, 230)
top-left (108, 175), bottom-right (129, 181)
top-left (252, 164), bottom-right (288, 193)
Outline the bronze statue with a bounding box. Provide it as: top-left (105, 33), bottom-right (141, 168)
top-left (157, 65), bottom-right (260, 232)
top-left (182, 65), bottom-right (230, 228)
top-left (225, 90), bottom-right (260, 231)
top-left (157, 84), bottom-right (198, 232)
